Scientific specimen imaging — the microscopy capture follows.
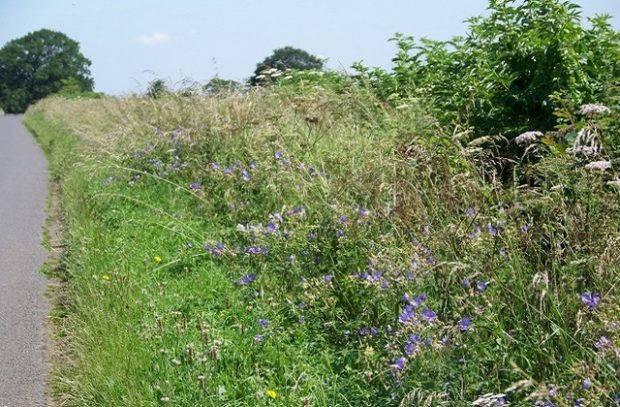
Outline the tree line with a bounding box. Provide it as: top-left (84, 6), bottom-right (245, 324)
top-left (0, 29), bottom-right (325, 113)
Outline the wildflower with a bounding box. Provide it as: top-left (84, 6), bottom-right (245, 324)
top-left (404, 342), bottom-right (416, 355)
top-left (336, 229), bottom-right (345, 238)
top-left (477, 281), bottom-right (489, 292)
top-left (358, 208), bottom-right (370, 218)
top-left (275, 151), bottom-right (283, 159)
top-left (392, 356), bottom-right (406, 370)
top-left (258, 319), bottom-right (269, 328)
top-left (265, 223), bottom-right (277, 234)
top-left (459, 316), bottom-right (472, 332)
top-left (594, 335), bottom-right (611, 351)
top-left (244, 246), bottom-right (268, 255)
top-left (154, 256), bottom-right (162, 263)
top-left (462, 277), bottom-right (471, 289)
top-left (398, 305), bottom-right (416, 324)
top-left (249, 161), bottom-right (257, 170)
top-left (102, 274), bottom-right (110, 281)
top-left (578, 103), bottom-right (610, 116)
top-left (211, 162), bottom-right (220, 171)
top-left (584, 160), bottom-right (611, 171)
top-left (581, 378), bottom-right (591, 390)
top-left (241, 170), bottom-right (251, 182)
top-left (515, 130), bottom-right (543, 146)
top-left (223, 166), bottom-right (234, 175)
top-left (188, 181), bottom-right (201, 190)
top-left (487, 223), bottom-right (499, 236)
top-left (238, 274), bottom-right (257, 286)
top-left (254, 334), bottom-right (264, 343)
top-left (466, 207), bottom-right (476, 217)
top-left (339, 215), bottom-right (349, 224)
top-left (359, 327), bottom-right (370, 336)
top-left (323, 275), bottom-right (333, 283)
top-left (265, 389), bottom-right (277, 399)
top-left (581, 291), bottom-right (601, 311)
top-left (421, 308), bottom-right (437, 322)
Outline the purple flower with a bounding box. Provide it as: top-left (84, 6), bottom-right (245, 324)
top-left (477, 281), bottom-right (489, 292)
top-left (581, 378), bottom-right (591, 390)
top-left (462, 277), bottom-right (471, 289)
top-left (358, 327), bottom-right (370, 336)
top-left (357, 208), bottom-right (370, 218)
top-left (275, 151), bottom-right (283, 159)
top-left (265, 223), bottom-right (277, 234)
top-left (393, 356), bottom-right (406, 370)
top-left (409, 334), bottom-right (421, 343)
top-left (239, 273), bottom-right (257, 286)
top-left (258, 319), bottom-right (269, 328)
top-left (211, 162), bottom-right (220, 171)
top-left (404, 342), bottom-right (416, 355)
top-left (245, 246), bottom-right (268, 255)
top-left (466, 207), bottom-right (475, 217)
top-left (336, 229), bottom-right (345, 238)
top-left (323, 275), bottom-right (333, 283)
top-left (188, 181), bottom-right (202, 190)
top-left (421, 308), bottom-right (437, 322)
top-left (249, 161), bottom-right (257, 170)
top-left (410, 293), bottom-right (427, 307)
top-left (254, 334), bottom-right (264, 343)
top-left (595, 335), bottom-right (611, 351)
top-left (223, 166), bottom-right (234, 175)
top-left (398, 305), bottom-right (416, 324)
top-left (339, 215), bottom-right (349, 224)
top-left (298, 316), bottom-right (305, 324)
top-left (459, 316), bottom-right (472, 332)
top-left (581, 292), bottom-right (601, 311)
top-left (241, 170), bottom-right (251, 182)
top-left (487, 223), bottom-right (499, 236)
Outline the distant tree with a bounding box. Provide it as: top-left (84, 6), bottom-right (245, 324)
top-left (146, 79), bottom-right (168, 98)
top-left (250, 46), bottom-right (324, 86)
top-left (203, 77), bottom-right (241, 95)
top-left (0, 29), bottom-right (93, 113)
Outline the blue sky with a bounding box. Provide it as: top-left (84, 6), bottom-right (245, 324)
top-left (1, 0), bottom-right (618, 95)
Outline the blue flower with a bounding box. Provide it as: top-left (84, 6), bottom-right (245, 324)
top-left (258, 319), bottom-right (269, 328)
top-left (188, 181), bottom-right (201, 190)
top-left (466, 207), bottom-right (475, 217)
top-left (458, 316), bottom-right (472, 332)
top-left (323, 275), bottom-right (333, 283)
top-left (462, 277), bottom-right (471, 289)
top-left (421, 308), bottom-right (437, 322)
top-left (477, 281), bottom-right (489, 292)
top-left (254, 334), bottom-right (264, 343)
top-left (581, 291), bottom-right (601, 311)
top-left (239, 274), bottom-right (257, 285)
top-left (241, 170), bottom-right (251, 182)
top-left (392, 356), bottom-right (406, 370)
top-left (581, 378), bottom-right (591, 390)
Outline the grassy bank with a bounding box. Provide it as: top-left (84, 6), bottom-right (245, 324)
top-left (26, 88), bottom-right (620, 406)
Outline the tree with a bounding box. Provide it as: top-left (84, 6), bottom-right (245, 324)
top-left (146, 79), bottom-right (168, 98)
top-left (250, 46), bottom-right (324, 86)
top-left (203, 77), bottom-right (241, 95)
top-left (0, 29), bottom-right (94, 113)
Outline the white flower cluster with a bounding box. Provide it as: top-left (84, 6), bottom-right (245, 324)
top-left (515, 130), bottom-right (543, 146)
top-left (584, 160), bottom-right (611, 171)
top-left (579, 103), bottom-right (611, 117)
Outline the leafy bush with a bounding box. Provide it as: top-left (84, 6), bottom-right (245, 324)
top-left (355, 0), bottom-right (620, 139)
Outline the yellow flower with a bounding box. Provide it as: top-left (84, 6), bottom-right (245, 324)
top-left (154, 256), bottom-right (162, 263)
top-left (102, 274), bottom-right (110, 281)
top-left (265, 389), bottom-right (277, 399)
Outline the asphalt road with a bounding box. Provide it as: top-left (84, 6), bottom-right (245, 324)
top-left (0, 115), bottom-right (49, 406)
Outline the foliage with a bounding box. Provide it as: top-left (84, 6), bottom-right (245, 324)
top-left (0, 29), bottom-right (93, 113)
top-left (146, 79), bottom-right (169, 99)
top-left (25, 86), bottom-right (620, 406)
top-left (354, 0), bottom-right (620, 139)
top-left (203, 77), bottom-right (242, 95)
top-left (250, 46), bottom-right (325, 86)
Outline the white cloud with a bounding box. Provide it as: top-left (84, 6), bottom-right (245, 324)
top-left (136, 32), bottom-right (171, 46)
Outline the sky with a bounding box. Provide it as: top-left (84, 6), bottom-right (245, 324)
top-left (1, 0), bottom-right (619, 95)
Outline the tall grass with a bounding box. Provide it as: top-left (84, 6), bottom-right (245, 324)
top-left (26, 86), bottom-right (620, 406)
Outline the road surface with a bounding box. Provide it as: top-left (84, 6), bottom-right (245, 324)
top-left (0, 115), bottom-right (49, 406)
